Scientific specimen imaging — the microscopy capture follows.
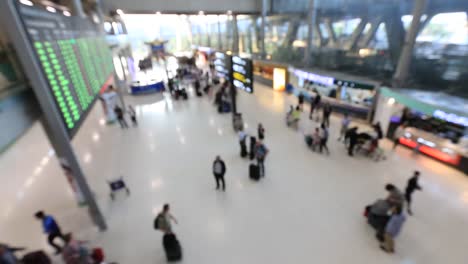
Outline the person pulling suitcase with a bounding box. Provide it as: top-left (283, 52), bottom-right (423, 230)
top-left (154, 204), bottom-right (182, 262)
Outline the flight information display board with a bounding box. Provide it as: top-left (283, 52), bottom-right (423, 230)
top-left (16, 4), bottom-right (114, 136)
top-left (214, 52), bottom-right (232, 81)
top-left (232, 56), bottom-right (253, 93)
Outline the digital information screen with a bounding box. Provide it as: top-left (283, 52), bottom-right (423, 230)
top-left (232, 56), bottom-right (253, 93)
top-left (214, 52), bottom-right (232, 81)
top-left (16, 4), bottom-right (114, 136)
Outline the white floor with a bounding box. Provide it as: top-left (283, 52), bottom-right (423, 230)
top-left (1, 83), bottom-right (468, 264)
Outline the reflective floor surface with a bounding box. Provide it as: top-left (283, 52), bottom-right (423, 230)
top-left (1, 83), bottom-right (468, 263)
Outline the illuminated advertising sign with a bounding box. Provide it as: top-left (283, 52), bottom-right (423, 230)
top-left (232, 56), bottom-right (253, 93)
top-left (214, 52), bottom-right (232, 80)
top-left (433, 110), bottom-right (468, 127)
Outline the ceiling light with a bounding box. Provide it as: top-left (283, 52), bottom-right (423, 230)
top-left (156, 11), bottom-right (161, 15)
top-left (46, 6), bottom-right (56, 13)
top-left (227, 10), bottom-right (232, 15)
top-left (116, 9), bottom-right (124, 15)
top-left (63, 10), bottom-right (71, 16)
top-left (19, 0), bottom-right (33, 6)
top-left (198, 11), bottom-right (204, 15)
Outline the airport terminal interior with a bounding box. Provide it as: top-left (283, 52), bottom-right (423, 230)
top-left (0, 0), bottom-right (467, 263)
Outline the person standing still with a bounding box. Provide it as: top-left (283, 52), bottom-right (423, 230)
top-left (319, 123), bottom-right (330, 155)
top-left (212, 156), bottom-right (226, 191)
top-left (405, 171), bottom-right (422, 215)
top-left (380, 206), bottom-right (406, 253)
top-left (255, 141), bottom-right (269, 177)
top-left (34, 211), bottom-right (66, 254)
top-left (238, 129), bottom-right (248, 158)
top-left (114, 105), bottom-right (128, 129)
top-left (258, 123), bottom-right (265, 140)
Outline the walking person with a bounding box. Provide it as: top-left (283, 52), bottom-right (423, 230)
top-left (114, 105), bottom-right (128, 129)
top-left (255, 141), bottom-right (269, 177)
top-left (380, 205), bottom-right (406, 253)
top-left (128, 105), bottom-right (137, 126)
top-left (34, 211), bottom-right (66, 255)
top-left (385, 184), bottom-right (405, 208)
top-left (298, 92), bottom-right (305, 111)
top-left (212, 156), bottom-right (226, 191)
top-left (238, 129), bottom-right (248, 158)
top-left (154, 204), bottom-right (178, 234)
top-left (319, 123), bottom-right (330, 155)
top-left (346, 127), bottom-right (358, 156)
top-left (405, 171), bottom-right (422, 215)
top-left (249, 136), bottom-right (257, 160)
top-left (309, 92), bottom-right (321, 120)
top-left (338, 114), bottom-right (351, 141)
top-left (322, 103), bottom-right (332, 127)
top-left (258, 123), bottom-right (265, 140)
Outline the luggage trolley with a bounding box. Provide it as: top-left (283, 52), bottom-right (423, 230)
top-left (107, 177), bottom-right (130, 200)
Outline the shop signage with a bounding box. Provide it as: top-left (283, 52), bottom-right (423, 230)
top-left (214, 52), bottom-right (232, 80)
top-left (293, 69), bottom-right (334, 86)
top-left (232, 56), bottom-right (253, 93)
top-left (433, 110), bottom-right (468, 127)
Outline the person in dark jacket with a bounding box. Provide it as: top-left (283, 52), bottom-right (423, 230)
top-left (309, 93), bottom-right (321, 119)
top-left (322, 103), bottom-right (332, 127)
top-left (258, 123), bottom-right (265, 140)
top-left (405, 171), bottom-right (422, 215)
top-left (0, 243), bottom-right (25, 264)
top-left (298, 92), bottom-right (305, 110)
top-left (346, 127), bottom-right (358, 156)
top-left (34, 211), bottom-right (66, 254)
top-left (213, 156), bottom-right (226, 191)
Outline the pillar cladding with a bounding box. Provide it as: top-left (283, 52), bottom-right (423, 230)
top-left (384, 4), bottom-right (405, 67)
top-left (393, 0), bottom-right (428, 87)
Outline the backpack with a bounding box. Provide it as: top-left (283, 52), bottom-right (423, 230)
top-left (154, 214), bottom-right (162, 230)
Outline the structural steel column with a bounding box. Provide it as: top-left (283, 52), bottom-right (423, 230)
top-left (385, 4), bottom-right (405, 67)
top-left (232, 15), bottom-right (239, 53)
top-left (217, 16), bottom-right (222, 50)
top-left (0, 0), bottom-right (107, 230)
top-left (324, 18), bottom-right (336, 48)
top-left (283, 17), bottom-right (300, 47)
top-left (304, 0), bottom-right (316, 65)
top-left (346, 18), bottom-right (367, 51)
top-left (360, 17), bottom-right (382, 47)
top-left (72, 0), bottom-right (86, 18)
top-left (393, 0), bottom-right (427, 87)
top-left (314, 21), bottom-right (324, 47)
top-left (260, 0), bottom-right (269, 58)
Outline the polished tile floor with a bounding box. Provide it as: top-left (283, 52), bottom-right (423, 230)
top-left (1, 83), bottom-right (468, 264)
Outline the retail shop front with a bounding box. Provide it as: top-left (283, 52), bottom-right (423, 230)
top-left (374, 88), bottom-right (468, 174)
top-left (289, 67), bottom-right (379, 120)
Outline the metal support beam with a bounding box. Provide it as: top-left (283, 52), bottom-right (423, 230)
top-left (232, 15), bottom-right (239, 53)
top-left (217, 16), bottom-right (222, 50)
top-left (283, 17), bottom-right (301, 47)
top-left (345, 18), bottom-right (367, 51)
top-left (393, 0), bottom-right (427, 87)
top-left (360, 17), bottom-right (383, 48)
top-left (324, 18), bottom-right (337, 48)
top-left (72, 0), bottom-right (86, 18)
top-left (304, 0), bottom-right (316, 65)
top-left (260, 0), bottom-right (269, 58)
top-left (0, 0), bottom-right (107, 230)
top-left (385, 4), bottom-right (405, 66)
top-left (314, 21), bottom-right (324, 47)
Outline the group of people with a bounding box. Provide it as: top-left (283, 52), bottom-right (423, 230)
top-left (114, 105), bottom-right (137, 129)
top-left (366, 171), bottom-right (423, 253)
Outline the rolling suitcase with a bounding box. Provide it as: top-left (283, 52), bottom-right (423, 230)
top-left (22, 251), bottom-right (51, 264)
top-left (249, 164), bottom-right (260, 181)
top-left (163, 233), bottom-right (182, 262)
